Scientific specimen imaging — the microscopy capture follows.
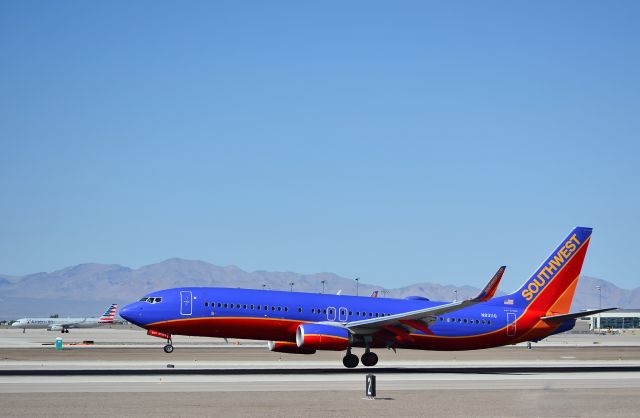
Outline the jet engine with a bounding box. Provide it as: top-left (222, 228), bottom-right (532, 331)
top-left (47, 324), bottom-right (64, 331)
top-left (268, 341), bottom-right (316, 355)
top-left (296, 324), bottom-right (352, 351)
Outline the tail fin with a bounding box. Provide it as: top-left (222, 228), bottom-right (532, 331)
top-left (511, 227), bottom-right (592, 315)
top-left (99, 303), bottom-right (118, 323)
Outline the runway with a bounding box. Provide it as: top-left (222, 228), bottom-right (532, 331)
top-left (1, 327), bottom-right (639, 417)
top-left (2, 371), bottom-right (639, 417)
top-left (3, 367), bottom-right (640, 391)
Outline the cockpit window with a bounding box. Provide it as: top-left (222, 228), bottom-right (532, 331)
top-left (141, 297), bottom-right (162, 304)
top-left (139, 297), bottom-right (148, 302)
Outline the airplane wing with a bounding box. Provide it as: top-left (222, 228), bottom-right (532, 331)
top-left (60, 318), bottom-right (88, 328)
top-left (540, 307), bottom-right (617, 323)
top-left (346, 266), bottom-right (505, 334)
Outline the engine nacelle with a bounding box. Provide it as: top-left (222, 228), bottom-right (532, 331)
top-left (296, 324), bottom-right (352, 351)
top-left (268, 341), bottom-right (316, 355)
top-left (47, 324), bottom-right (63, 331)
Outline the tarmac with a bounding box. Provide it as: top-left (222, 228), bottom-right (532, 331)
top-left (1, 326), bottom-right (640, 417)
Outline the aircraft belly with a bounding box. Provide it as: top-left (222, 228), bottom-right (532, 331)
top-left (151, 317), bottom-right (302, 342)
top-left (396, 333), bottom-right (510, 350)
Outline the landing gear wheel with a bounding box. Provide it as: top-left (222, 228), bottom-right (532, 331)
top-left (163, 344), bottom-right (174, 354)
top-left (342, 353), bottom-right (359, 368)
top-left (361, 351), bottom-right (378, 367)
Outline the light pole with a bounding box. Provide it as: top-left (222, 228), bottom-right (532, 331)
top-left (321, 280), bottom-right (326, 294)
top-left (355, 277), bottom-right (360, 296)
top-left (453, 289), bottom-right (458, 302)
top-left (596, 285), bottom-right (602, 331)
top-left (289, 282), bottom-right (294, 292)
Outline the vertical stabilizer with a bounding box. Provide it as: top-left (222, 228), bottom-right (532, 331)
top-left (99, 303), bottom-right (118, 323)
top-left (510, 227), bottom-right (592, 315)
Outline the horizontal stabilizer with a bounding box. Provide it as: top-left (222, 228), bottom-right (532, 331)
top-left (541, 308), bottom-right (617, 323)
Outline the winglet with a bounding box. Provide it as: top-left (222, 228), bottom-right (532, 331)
top-left (470, 266), bottom-right (505, 302)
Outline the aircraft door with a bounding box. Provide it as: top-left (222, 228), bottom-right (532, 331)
top-left (506, 312), bottom-right (516, 336)
top-left (338, 307), bottom-right (348, 322)
top-left (180, 291), bottom-right (193, 316)
top-left (327, 307), bottom-right (336, 321)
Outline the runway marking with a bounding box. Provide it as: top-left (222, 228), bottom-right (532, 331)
top-left (1, 371), bottom-right (640, 393)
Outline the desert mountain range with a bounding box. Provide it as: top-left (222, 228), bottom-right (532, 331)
top-left (1, 258), bottom-right (637, 319)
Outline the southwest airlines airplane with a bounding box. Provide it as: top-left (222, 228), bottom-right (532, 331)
top-left (120, 227), bottom-right (614, 368)
top-left (12, 304), bottom-right (118, 333)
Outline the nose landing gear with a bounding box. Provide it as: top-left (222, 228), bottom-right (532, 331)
top-left (146, 330), bottom-right (173, 353)
top-left (163, 338), bottom-right (174, 353)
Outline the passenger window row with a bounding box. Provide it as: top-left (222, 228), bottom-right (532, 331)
top-left (204, 302), bottom-right (291, 312)
top-left (439, 317), bottom-right (492, 325)
top-left (200, 301), bottom-right (492, 325)
top-left (351, 311), bottom-right (391, 318)
top-left (203, 301), bottom-right (395, 318)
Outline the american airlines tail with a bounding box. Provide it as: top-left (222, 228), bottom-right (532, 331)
top-left (98, 303), bottom-right (118, 324)
top-left (509, 227), bottom-right (592, 316)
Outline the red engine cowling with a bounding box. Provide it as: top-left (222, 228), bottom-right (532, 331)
top-left (268, 341), bottom-right (316, 355)
top-left (296, 324), bottom-right (352, 351)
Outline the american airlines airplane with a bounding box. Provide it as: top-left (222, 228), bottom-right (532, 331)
top-left (120, 227), bottom-right (615, 368)
top-left (12, 303), bottom-right (118, 333)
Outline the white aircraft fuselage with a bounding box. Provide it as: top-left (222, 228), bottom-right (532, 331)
top-left (11, 304), bottom-right (118, 332)
top-left (12, 317), bottom-right (104, 330)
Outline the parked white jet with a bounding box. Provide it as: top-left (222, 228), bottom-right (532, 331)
top-left (11, 304), bottom-right (117, 333)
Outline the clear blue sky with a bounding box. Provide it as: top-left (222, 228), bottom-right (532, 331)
top-left (1, 2), bottom-right (639, 290)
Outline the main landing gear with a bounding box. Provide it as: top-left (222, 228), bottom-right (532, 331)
top-left (342, 348), bottom-right (379, 368)
top-left (61, 329), bottom-right (69, 334)
top-left (343, 349), bottom-right (359, 368)
top-left (361, 349), bottom-right (378, 367)
top-left (164, 338), bottom-right (174, 353)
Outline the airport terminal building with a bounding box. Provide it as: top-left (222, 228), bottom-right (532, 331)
top-left (580, 309), bottom-right (640, 331)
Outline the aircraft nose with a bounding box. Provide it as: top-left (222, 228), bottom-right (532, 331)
top-left (119, 303), bottom-right (139, 324)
